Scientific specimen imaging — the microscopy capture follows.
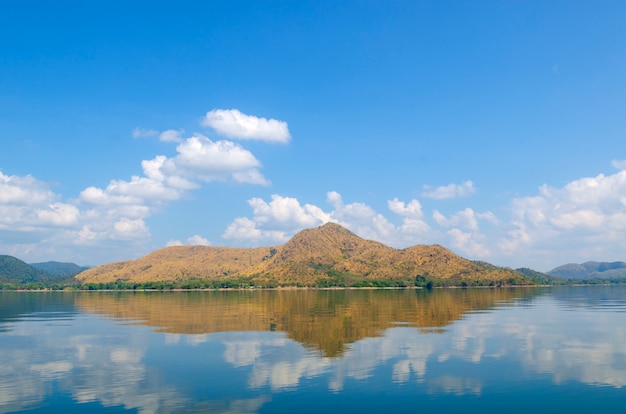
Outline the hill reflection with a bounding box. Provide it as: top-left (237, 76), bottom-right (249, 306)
top-left (75, 288), bottom-right (541, 356)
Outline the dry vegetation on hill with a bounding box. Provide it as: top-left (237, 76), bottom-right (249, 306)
top-left (76, 223), bottom-right (530, 287)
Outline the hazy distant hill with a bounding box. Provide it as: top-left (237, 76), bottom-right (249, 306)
top-left (548, 261), bottom-right (626, 280)
top-left (77, 223), bottom-right (531, 287)
top-left (30, 261), bottom-right (90, 277)
top-left (0, 255), bottom-right (50, 284)
top-left (514, 267), bottom-right (565, 285)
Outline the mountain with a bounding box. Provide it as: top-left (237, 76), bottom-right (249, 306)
top-left (0, 255), bottom-right (51, 284)
top-left (30, 261), bottom-right (90, 277)
top-left (76, 223), bottom-right (532, 287)
top-left (548, 261), bottom-right (626, 280)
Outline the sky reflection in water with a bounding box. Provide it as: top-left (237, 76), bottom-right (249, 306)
top-left (1, 287), bottom-right (625, 413)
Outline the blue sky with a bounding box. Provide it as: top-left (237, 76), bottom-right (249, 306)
top-left (1, 1), bottom-right (626, 271)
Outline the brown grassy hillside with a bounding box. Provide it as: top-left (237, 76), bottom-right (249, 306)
top-left (75, 245), bottom-right (276, 283)
top-left (76, 223), bottom-right (530, 286)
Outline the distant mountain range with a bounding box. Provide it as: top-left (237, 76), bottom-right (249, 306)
top-left (0, 255), bottom-right (50, 284)
top-left (4, 224), bottom-right (625, 288)
top-left (0, 256), bottom-right (87, 285)
top-left (548, 261), bottom-right (626, 280)
top-left (76, 223), bottom-right (531, 287)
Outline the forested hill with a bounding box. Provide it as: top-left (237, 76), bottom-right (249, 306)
top-left (30, 261), bottom-right (90, 277)
top-left (0, 255), bottom-right (50, 283)
top-left (0, 256), bottom-right (85, 285)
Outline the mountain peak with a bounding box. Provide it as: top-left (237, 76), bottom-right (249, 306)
top-left (76, 224), bottom-right (532, 287)
top-left (295, 222), bottom-right (358, 239)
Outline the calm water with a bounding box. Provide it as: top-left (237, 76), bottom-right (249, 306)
top-left (1, 287), bottom-right (625, 413)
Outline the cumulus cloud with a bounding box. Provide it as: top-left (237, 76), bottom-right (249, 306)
top-left (388, 198), bottom-right (432, 236)
top-left (0, 171), bottom-right (80, 232)
top-left (112, 218), bottom-right (150, 240)
top-left (36, 203), bottom-right (80, 227)
top-left (498, 169), bottom-right (626, 269)
top-left (326, 191), bottom-right (398, 241)
top-left (80, 134), bottom-right (268, 213)
top-left (447, 228), bottom-right (491, 258)
top-left (422, 181), bottom-right (476, 200)
top-left (0, 107), bottom-right (290, 263)
top-left (0, 171), bottom-right (56, 205)
top-left (0, 134), bottom-right (273, 263)
top-left (168, 235), bottom-right (211, 247)
top-left (76, 133), bottom-right (270, 251)
top-left (388, 198), bottom-right (424, 219)
top-left (167, 135), bottom-right (269, 185)
top-left (433, 208), bottom-right (497, 232)
top-left (223, 195), bottom-right (331, 244)
top-left (187, 235), bottom-right (211, 246)
top-left (202, 109), bottom-right (291, 143)
top-left (223, 217), bottom-right (290, 244)
top-left (248, 195), bottom-right (331, 229)
top-left (224, 192), bottom-right (437, 247)
top-left (511, 171), bottom-right (626, 233)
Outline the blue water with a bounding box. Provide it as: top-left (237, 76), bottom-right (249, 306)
top-left (0, 287), bottom-right (625, 413)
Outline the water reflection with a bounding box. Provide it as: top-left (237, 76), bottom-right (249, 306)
top-left (74, 288), bottom-right (538, 357)
top-left (0, 287), bottom-right (625, 413)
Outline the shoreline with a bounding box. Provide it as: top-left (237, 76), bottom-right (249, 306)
top-left (2, 283), bottom-right (624, 292)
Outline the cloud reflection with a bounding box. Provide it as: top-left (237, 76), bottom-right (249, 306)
top-left (3, 289), bottom-right (626, 413)
top-left (211, 295), bottom-right (626, 394)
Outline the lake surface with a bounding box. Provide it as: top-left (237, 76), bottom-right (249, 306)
top-left (1, 287), bottom-right (625, 413)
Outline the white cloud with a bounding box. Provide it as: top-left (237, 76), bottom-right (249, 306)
top-left (511, 171), bottom-right (626, 232)
top-left (223, 195), bottom-right (330, 244)
top-left (0, 171), bottom-right (55, 205)
top-left (327, 191), bottom-right (397, 241)
top-left (224, 192), bottom-right (437, 248)
top-left (76, 134), bottom-right (269, 252)
top-left (36, 203), bottom-right (80, 226)
top-left (447, 228), bottom-right (491, 258)
top-left (202, 109), bottom-right (291, 143)
top-left (388, 198), bottom-right (432, 236)
top-left (611, 159), bottom-right (626, 170)
top-left (132, 128), bottom-right (158, 138)
top-left (186, 235), bottom-right (211, 246)
top-left (0, 107), bottom-right (289, 263)
top-left (223, 217), bottom-right (289, 244)
top-left (388, 198), bottom-right (424, 219)
top-left (422, 181), bottom-right (476, 200)
top-left (79, 187), bottom-right (142, 206)
top-left (166, 135), bottom-right (269, 185)
top-left (248, 195), bottom-right (331, 229)
top-left (133, 128), bottom-right (184, 142)
top-left (499, 169), bottom-right (626, 268)
top-left (0, 137), bottom-right (271, 263)
top-left (112, 218), bottom-right (150, 240)
top-left (0, 171), bottom-right (80, 232)
top-left (432, 208), bottom-right (496, 231)
top-left (159, 129), bottom-right (184, 143)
